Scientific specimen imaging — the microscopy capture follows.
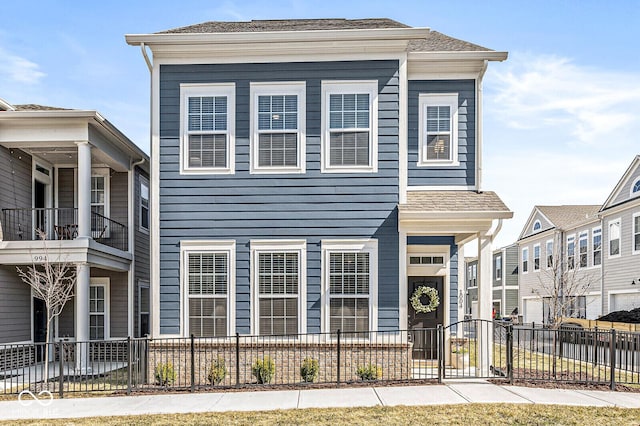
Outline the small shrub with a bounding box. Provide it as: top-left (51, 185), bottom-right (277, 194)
top-left (154, 362), bottom-right (176, 386)
top-left (300, 357), bottom-right (319, 383)
top-left (207, 356), bottom-right (227, 386)
top-left (252, 356), bottom-right (276, 384)
top-left (356, 364), bottom-right (382, 381)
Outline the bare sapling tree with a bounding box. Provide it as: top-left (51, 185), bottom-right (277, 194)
top-left (533, 249), bottom-right (597, 376)
top-left (16, 229), bottom-right (76, 385)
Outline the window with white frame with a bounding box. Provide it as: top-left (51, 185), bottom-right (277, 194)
top-left (546, 240), bottom-right (554, 268)
top-left (89, 280), bottom-right (109, 340)
top-left (323, 240), bottom-right (377, 334)
top-left (182, 241), bottom-right (235, 337)
top-left (251, 82), bottom-right (305, 173)
top-left (533, 244), bottom-right (540, 271)
top-left (322, 81), bottom-right (377, 172)
top-left (633, 213), bottom-right (640, 254)
top-left (579, 231), bottom-right (588, 267)
top-left (522, 247), bottom-right (529, 273)
top-left (418, 93), bottom-right (459, 166)
top-left (472, 264), bottom-right (477, 286)
top-left (494, 255), bottom-right (502, 280)
top-left (593, 227), bottom-right (602, 266)
top-left (567, 235), bottom-right (575, 270)
top-left (632, 179), bottom-right (640, 195)
top-left (533, 220), bottom-right (541, 232)
top-left (609, 219), bottom-right (621, 257)
top-left (90, 170), bottom-right (110, 238)
top-left (138, 281), bottom-right (150, 337)
top-left (251, 240), bottom-right (306, 335)
top-left (181, 84), bottom-right (235, 174)
top-left (140, 177), bottom-right (149, 231)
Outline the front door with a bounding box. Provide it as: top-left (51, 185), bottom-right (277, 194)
top-left (33, 297), bottom-right (47, 361)
top-left (408, 276), bottom-right (444, 359)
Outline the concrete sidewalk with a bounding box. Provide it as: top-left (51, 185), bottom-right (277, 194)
top-left (1, 381), bottom-right (639, 421)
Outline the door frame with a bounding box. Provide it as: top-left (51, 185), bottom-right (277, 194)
top-left (32, 160), bottom-right (53, 238)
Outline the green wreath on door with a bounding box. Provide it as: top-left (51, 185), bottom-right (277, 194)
top-left (410, 286), bottom-right (440, 313)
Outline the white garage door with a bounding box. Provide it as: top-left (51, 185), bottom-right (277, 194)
top-left (524, 298), bottom-right (543, 324)
top-left (610, 292), bottom-right (640, 312)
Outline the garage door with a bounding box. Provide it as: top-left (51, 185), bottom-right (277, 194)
top-left (610, 292), bottom-right (640, 312)
top-left (471, 301), bottom-right (478, 319)
top-left (586, 295), bottom-right (601, 319)
top-left (524, 298), bottom-right (543, 324)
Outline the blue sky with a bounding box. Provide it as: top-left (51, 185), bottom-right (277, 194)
top-left (1, 0), bottom-right (639, 248)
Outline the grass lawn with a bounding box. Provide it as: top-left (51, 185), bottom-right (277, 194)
top-left (3, 404), bottom-right (640, 426)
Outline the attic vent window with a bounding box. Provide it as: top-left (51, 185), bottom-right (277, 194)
top-left (533, 220), bottom-right (541, 232)
top-left (633, 179), bottom-right (640, 194)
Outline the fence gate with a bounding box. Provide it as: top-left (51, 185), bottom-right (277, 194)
top-left (441, 319), bottom-right (510, 380)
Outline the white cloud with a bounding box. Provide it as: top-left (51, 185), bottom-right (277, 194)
top-left (0, 46), bottom-right (46, 85)
top-left (485, 52), bottom-right (640, 147)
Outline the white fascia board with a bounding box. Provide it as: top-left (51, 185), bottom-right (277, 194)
top-left (408, 51), bottom-right (508, 62)
top-left (398, 210), bottom-right (513, 221)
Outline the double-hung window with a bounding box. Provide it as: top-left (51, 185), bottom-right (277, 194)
top-left (494, 255), bottom-right (502, 281)
top-left (322, 81), bottom-right (377, 173)
top-left (533, 244), bottom-right (540, 271)
top-left (251, 82), bottom-right (305, 173)
top-left (633, 213), bottom-right (640, 254)
top-left (251, 240), bottom-right (306, 335)
top-left (91, 170), bottom-right (110, 239)
top-left (139, 177), bottom-right (149, 232)
top-left (567, 235), bottom-right (575, 270)
top-left (418, 94), bottom-right (459, 166)
top-left (546, 240), bottom-right (554, 268)
top-left (181, 84), bottom-right (235, 174)
top-left (593, 227), bottom-right (602, 266)
top-left (323, 239), bottom-right (377, 335)
top-left (579, 231), bottom-right (588, 267)
top-left (609, 219), bottom-right (621, 257)
top-left (181, 240), bottom-right (235, 337)
top-left (89, 278), bottom-right (109, 340)
top-left (522, 247), bottom-right (529, 273)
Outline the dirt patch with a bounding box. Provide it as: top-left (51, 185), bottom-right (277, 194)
top-left (598, 308), bottom-right (640, 323)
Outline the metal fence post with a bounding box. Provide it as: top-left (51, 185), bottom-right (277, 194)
top-left (58, 341), bottom-right (64, 399)
top-left (190, 334), bottom-right (195, 392)
top-left (336, 329), bottom-right (341, 384)
top-left (127, 336), bottom-right (132, 395)
top-left (235, 333), bottom-right (240, 387)
top-left (437, 325), bottom-right (443, 383)
top-left (610, 329), bottom-right (616, 391)
top-left (506, 325), bottom-right (514, 384)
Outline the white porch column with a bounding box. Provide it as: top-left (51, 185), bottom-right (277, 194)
top-left (457, 243), bottom-right (465, 338)
top-left (477, 233), bottom-right (493, 376)
top-left (76, 141), bottom-right (92, 239)
top-left (75, 262), bottom-right (90, 371)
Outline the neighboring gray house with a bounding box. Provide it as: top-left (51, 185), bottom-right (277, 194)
top-left (464, 256), bottom-right (478, 317)
top-left (0, 99), bottom-right (150, 348)
top-left (492, 244), bottom-right (519, 318)
top-left (126, 18), bottom-right (512, 352)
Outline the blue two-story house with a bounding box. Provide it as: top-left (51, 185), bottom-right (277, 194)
top-left (126, 19), bottom-right (511, 351)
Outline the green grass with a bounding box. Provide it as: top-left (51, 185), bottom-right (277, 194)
top-left (3, 404), bottom-right (640, 425)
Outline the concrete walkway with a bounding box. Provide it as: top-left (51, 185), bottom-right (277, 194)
top-left (1, 381), bottom-right (639, 421)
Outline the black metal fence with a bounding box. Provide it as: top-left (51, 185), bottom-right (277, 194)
top-left (1, 208), bottom-right (128, 251)
top-left (1, 322), bottom-right (638, 397)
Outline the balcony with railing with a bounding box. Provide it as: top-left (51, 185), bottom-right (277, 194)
top-left (1, 208), bottom-right (128, 252)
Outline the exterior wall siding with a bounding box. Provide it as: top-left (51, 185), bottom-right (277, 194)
top-left (109, 172), bottom-right (128, 226)
top-left (57, 168), bottom-right (74, 208)
top-left (134, 167), bottom-right (150, 336)
top-left (159, 61), bottom-right (400, 334)
top-left (0, 266), bottom-right (31, 343)
top-left (0, 147), bottom-right (32, 223)
top-left (407, 79), bottom-right (475, 187)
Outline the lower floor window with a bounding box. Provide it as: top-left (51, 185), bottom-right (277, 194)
top-left (188, 252), bottom-right (228, 337)
top-left (328, 250), bottom-right (372, 335)
top-left (257, 252), bottom-right (299, 335)
top-left (89, 284), bottom-right (106, 340)
top-left (138, 282), bottom-right (150, 337)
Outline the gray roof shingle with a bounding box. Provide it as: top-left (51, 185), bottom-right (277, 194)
top-left (408, 30), bottom-right (491, 52)
top-left (12, 104), bottom-right (71, 111)
top-left (537, 205), bottom-right (601, 229)
top-left (400, 191), bottom-right (511, 213)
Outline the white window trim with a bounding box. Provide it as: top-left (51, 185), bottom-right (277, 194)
top-left (521, 247), bottom-right (529, 274)
top-left (566, 234), bottom-right (576, 269)
top-left (417, 93), bottom-right (459, 167)
top-left (578, 231), bottom-right (589, 268)
top-left (90, 277), bottom-right (110, 341)
top-left (533, 220), bottom-right (542, 232)
top-left (250, 82), bottom-right (306, 174)
top-left (545, 239), bottom-right (554, 270)
top-left (250, 239), bottom-right (307, 335)
top-left (633, 212), bottom-right (640, 255)
top-left (91, 168), bottom-right (110, 219)
top-left (630, 178), bottom-right (640, 198)
top-left (138, 280), bottom-right (150, 337)
top-left (180, 240), bottom-right (236, 337)
top-left (494, 255), bottom-right (502, 281)
top-left (321, 80), bottom-right (378, 173)
top-left (180, 83), bottom-right (236, 175)
top-left (608, 218), bottom-right (622, 259)
top-left (321, 239), bottom-right (378, 333)
top-left (139, 176), bottom-right (150, 233)
top-left (592, 226), bottom-right (602, 266)
top-left (533, 244), bottom-right (541, 272)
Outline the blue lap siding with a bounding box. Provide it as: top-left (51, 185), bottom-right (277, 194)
top-left (158, 60), bottom-right (400, 334)
top-left (407, 80), bottom-right (476, 188)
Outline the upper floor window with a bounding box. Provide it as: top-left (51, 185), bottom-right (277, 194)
top-left (418, 93), bottom-right (459, 167)
top-left (632, 179), bottom-right (640, 195)
top-left (321, 81), bottom-right (378, 173)
top-left (533, 220), bottom-right (541, 232)
top-left (521, 247), bottom-right (529, 273)
top-left (533, 244), bottom-right (540, 271)
top-left (250, 82), bottom-right (306, 174)
top-left (91, 169), bottom-right (110, 239)
top-left (609, 219), bottom-right (621, 257)
top-left (180, 84), bottom-right (235, 174)
top-left (633, 213), bottom-right (640, 255)
top-left (579, 231), bottom-right (588, 268)
top-left (472, 263), bottom-right (477, 286)
top-left (139, 177), bottom-right (149, 232)
top-left (494, 255), bottom-right (502, 280)
top-left (593, 227), bottom-right (602, 266)
top-left (567, 235), bottom-right (575, 270)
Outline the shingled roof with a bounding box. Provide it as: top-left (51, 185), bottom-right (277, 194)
top-left (537, 205), bottom-right (601, 229)
top-left (400, 191), bottom-right (511, 214)
top-left (12, 104), bottom-right (71, 111)
top-left (156, 18), bottom-right (493, 52)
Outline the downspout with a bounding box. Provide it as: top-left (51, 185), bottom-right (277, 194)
top-left (140, 43), bottom-right (153, 73)
top-left (599, 214), bottom-right (605, 315)
top-left (476, 60), bottom-right (488, 192)
top-left (128, 157), bottom-right (146, 337)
